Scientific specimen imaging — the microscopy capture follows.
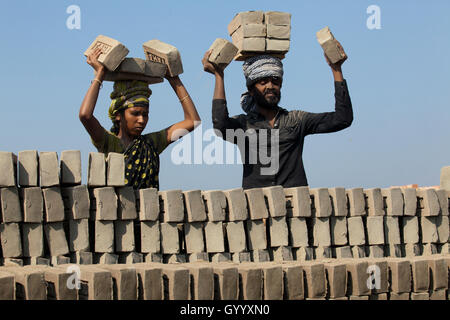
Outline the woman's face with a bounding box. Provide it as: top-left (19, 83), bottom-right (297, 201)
top-left (119, 106), bottom-right (149, 137)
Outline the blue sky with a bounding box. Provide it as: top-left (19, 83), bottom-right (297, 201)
top-left (1, 0), bottom-right (449, 191)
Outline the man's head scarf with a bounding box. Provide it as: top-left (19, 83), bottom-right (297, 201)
top-left (241, 55), bottom-right (284, 114)
top-left (108, 80), bottom-right (152, 121)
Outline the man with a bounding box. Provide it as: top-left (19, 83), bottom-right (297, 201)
top-left (202, 44), bottom-right (353, 189)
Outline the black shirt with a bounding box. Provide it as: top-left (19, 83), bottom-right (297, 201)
top-left (212, 80), bottom-right (353, 189)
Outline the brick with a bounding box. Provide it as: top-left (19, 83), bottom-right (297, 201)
top-left (61, 185), bottom-right (90, 220)
top-left (231, 23), bottom-right (266, 40)
top-left (273, 246), bottom-right (293, 262)
top-left (138, 188), bottom-right (159, 221)
top-left (60, 150), bottom-right (81, 185)
top-left (244, 188), bottom-right (269, 219)
top-left (385, 244), bottom-right (403, 258)
top-left (20, 187), bottom-right (43, 223)
top-left (410, 257), bottom-right (429, 292)
top-left (70, 251), bottom-right (93, 265)
top-left (160, 222), bottom-right (180, 254)
top-left (347, 216), bottom-right (366, 246)
top-left (422, 243), bottom-right (439, 255)
top-left (1, 266), bottom-right (46, 300)
top-left (316, 27), bottom-right (346, 64)
top-left (204, 221), bottom-right (225, 253)
top-left (329, 216), bottom-right (347, 246)
top-left (266, 24), bottom-right (290, 39)
top-left (228, 11), bottom-right (264, 35)
top-left (94, 253), bottom-right (118, 264)
top-left (68, 219), bottom-right (90, 252)
top-left (364, 188), bottom-right (385, 216)
top-left (0, 152), bottom-right (16, 187)
top-left (208, 38), bottom-right (238, 69)
top-left (417, 188), bottom-right (440, 216)
top-left (44, 222), bottom-right (69, 256)
top-left (251, 249), bottom-right (270, 262)
top-left (420, 216), bottom-right (439, 243)
top-left (436, 215), bottom-right (449, 243)
top-left (387, 259), bottom-right (411, 293)
top-left (91, 187), bottom-right (117, 220)
top-left (440, 166), bottom-right (450, 190)
top-left (402, 216), bottom-right (419, 244)
top-left (183, 190), bottom-right (207, 222)
top-left (21, 223), bottom-right (44, 257)
top-left (162, 265), bottom-right (190, 300)
top-left (381, 188), bottom-right (404, 216)
top-left (189, 252), bottom-right (209, 262)
top-left (404, 243), bottom-right (421, 257)
top-left (288, 217), bottom-right (308, 247)
top-left (410, 292), bottom-right (429, 300)
top-left (349, 295), bottom-right (369, 300)
top-left (31, 266), bottom-right (78, 300)
top-left (116, 187), bottom-right (137, 220)
top-left (58, 265), bottom-right (112, 300)
top-left (428, 257), bottom-right (448, 290)
top-left (0, 271), bottom-right (15, 300)
top-left (389, 292), bottom-right (410, 300)
top-left (210, 252), bottom-right (231, 263)
top-left (284, 186), bottom-right (311, 217)
top-left (346, 188), bottom-right (366, 216)
top-left (26, 257), bottom-right (50, 266)
top-left (84, 35), bottom-right (129, 71)
top-left (102, 57), bottom-right (166, 83)
top-left (87, 152), bottom-right (105, 187)
top-left (50, 255), bottom-right (71, 266)
top-left (233, 37), bottom-right (266, 52)
top-left (0, 187), bottom-right (22, 222)
top-left (365, 259), bottom-right (389, 293)
top-left (435, 189), bottom-right (449, 216)
top-left (352, 245), bottom-right (367, 258)
top-left (345, 260), bottom-right (370, 296)
top-left (0, 223), bottom-right (22, 257)
top-left (269, 216), bottom-right (289, 247)
top-left (42, 187), bottom-right (65, 222)
top-left (265, 11), bottom-right (291, 25)
top-left (114, 220), bottom-right (135, 252)
top-left (238, 264), bottom-right (263, 300)
top-left (213, 265), bottom-right (239, 300)
top-left (245, 220), bottom-right (267, 250)
top-left (133, 263), bottom-right (163, 300)
top-left (429, 289), bottom-right (446, 300)
top-left (202, 190), bottom-right (227, 221)
top-left (294, 247), bottom-right (314, 261)
top-left (2, 258), bottom-right (23, 266)
top-left (159, 190), bottom-right (184, 222)
top-left (384, 216), bottom-right (401, 244)
top-left (186, 265), bottom-right (214, 300)
top-left (324, 262), bottom-right (347, 298)
top-left (314, 246), bottom-right (332, 260)
top-left (18, 150), bottom-right (38, 187)
top-left (184, 222), bottom-right (205, 253)
top-left (119, 252), bottom-right (143, 264)
top-left (334, 246), bottom-right (353, 259)
top-left (225, 221), bottom-right (247, 252)
top-left (261, 264), bottom-right (283, 300)
top-left (366, 216), bottom-right (384, 245)
top-left (367, 245), bottom-right (385, 258)
top-left (39, 152), bottom-right (59, 187)
top-left (401, 188), bottom-right (418, 216)
top-left (106, 152), bottom-right (125, 187)
top-left (310, 188), bottom-right (332, 217)
top-left (142, 40), bottom-right (183, 77)
top-left (281, 264), bottom-right (304, 300)
top-left (231, 252), bottom-right (251, 263)
top-left (312, 217), bottom-right (331, 247)
top-left (93, 220), bottom-right (114, 253)
top-left (97, 265), bottom-right (137, 300)
top-left (140, 221), bottom-right (160, 253)
top-left (262, 186), bottom-right (286, 217)
top-left (328, 187), bottom-right (347, 217)
top-left (220, 187), bottom-right (248, 221)
top-left (302, 262), bottom-right (326, 298)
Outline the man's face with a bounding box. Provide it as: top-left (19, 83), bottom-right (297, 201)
top-left (250, 76), bottom-right (282, 109)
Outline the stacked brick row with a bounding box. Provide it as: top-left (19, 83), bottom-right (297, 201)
top-left (0, 255), bottom-right (448, 300)
top-left (0, 150), bottom-right (449, 266)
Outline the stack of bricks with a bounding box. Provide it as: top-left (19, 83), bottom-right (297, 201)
top-left (228, 11), bottom-right (291, 61)
top-left (0, 255), bottom-right (447, 300)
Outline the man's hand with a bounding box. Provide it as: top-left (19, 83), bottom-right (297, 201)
top-left (202, 50), bottom-right (223, 76)
top-left (324, 40), bottom-right (347, 71)
top-left (87, 48), bottom-right (105, 74)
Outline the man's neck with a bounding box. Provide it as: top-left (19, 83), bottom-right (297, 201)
top-left (257, 105), bottom-right (279, 121)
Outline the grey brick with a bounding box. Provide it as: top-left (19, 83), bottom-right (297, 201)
top-left (401, 188), bottom-right (418, 216)
top-left (287, 217), bottom-right (308, 247)
top-left (312, 217), bottom-right (331, 247)
top-left (0, 187), bottom-right (22, 222)
top-left (384, 216), bottom-right (401, 244)
top-left (284, 186), bottom-right (311, 217)
top-left (18, 150), bottom-right (38, 187)
top-left (346, 188), bottom-right (366, 216)
top-left (20, 187), bottom-right (43, 223)
top-left (60, 150), bottom-right (82, 185)
top-left (68, 219), bottom-right (90, 252)
top-left (417, 188), bottom-right (440, 216)
top-left (87, 152), bottom-right (106, 187)
top-left (184, 222), bottom-right (205, 253)
top-left (42, 187), bottom-right (65, 222)
top-left (381, 188), bottom-right (404, 216)
top-left (183, 190), bottom-right (207, 222)
top-left (140, 221), bottom-right (160, 253)
top-left (116, 186), bottom-right (137, 220)
top-left (159, 190), bottom-right (184, 222)
top-left (330, 216), bottom-right (348, 246)
top-left (366, 216), bottom-right (384, 245)
top-left (245, 219), bottom-right (267, 250)
top-left (142, 40), bottom-right (184, 77)
top-left (91, 187), bottom-right (117, 220)
top-left (138, 188), bottom-right (159, 221)
top-left (106, 152), bottom-right (125, 187)
top-left (93, 220), bottom-right (115, 253)
top-left (269, 216), bottom-right (289, 247)
top-left (262, 185), bottom-right (286, 217)
top-left (39, 152), bottom-right (59, 187)
top-left (61, 185), bottom-right (90, 220)
top-left (0, 223), bottom-right (22, 257)
top-left (223, 188), bottom-right (248, 221)
top-left (328, 187), bottom-right (347, 217)
top-left (21, 223), bottom-right (44, 257)
top-left (244, 188), bottom-right (269, 220)
top-left (225, 221), bottom-right (247, 253)
top-left (364, 188), bottom-right (384, 216)
top-left (114, 220), bottom-right (135, 252)
top-left (44, 222), bottom-right (69, 256)
top-left (310, 188), bottom-right (332, 217)
top-left (160, 222), bottom-right (180, 254)
top-left (202, 190), bottom-right (227, 221)
top-left (401, 216), bottom-right (419, 244)
top-left (204, 222), bottom-right (225, 253)
top-left (0, 152), bottom-right (16, 187)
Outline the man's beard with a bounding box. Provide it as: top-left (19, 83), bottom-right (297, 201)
top-left (252, 88), bottom-right (281, 110)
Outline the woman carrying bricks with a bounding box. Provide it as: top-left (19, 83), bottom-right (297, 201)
top-left (79, 48), bottom-right (201, 189)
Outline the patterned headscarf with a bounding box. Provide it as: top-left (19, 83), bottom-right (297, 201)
top-left (108, 80), bottom-right (152, 122)
top-left (241, 55), bottom-right (284, 114)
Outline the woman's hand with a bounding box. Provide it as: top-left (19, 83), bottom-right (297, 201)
top-left (202, 50), bottom-right (223, 76)
top-left (87, 48), bottom-right (106, 75)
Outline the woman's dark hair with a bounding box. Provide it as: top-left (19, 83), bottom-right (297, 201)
top-left (110, 110), bottom-right (124, 135)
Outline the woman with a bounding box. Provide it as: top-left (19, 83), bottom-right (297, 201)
top-left (79, 48), bottom-right (201, 189)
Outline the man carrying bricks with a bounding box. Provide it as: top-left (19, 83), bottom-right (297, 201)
top-left (202, 44), bottom-right (353, 189)
top-left (79, 47), bottom-right (201, 189)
